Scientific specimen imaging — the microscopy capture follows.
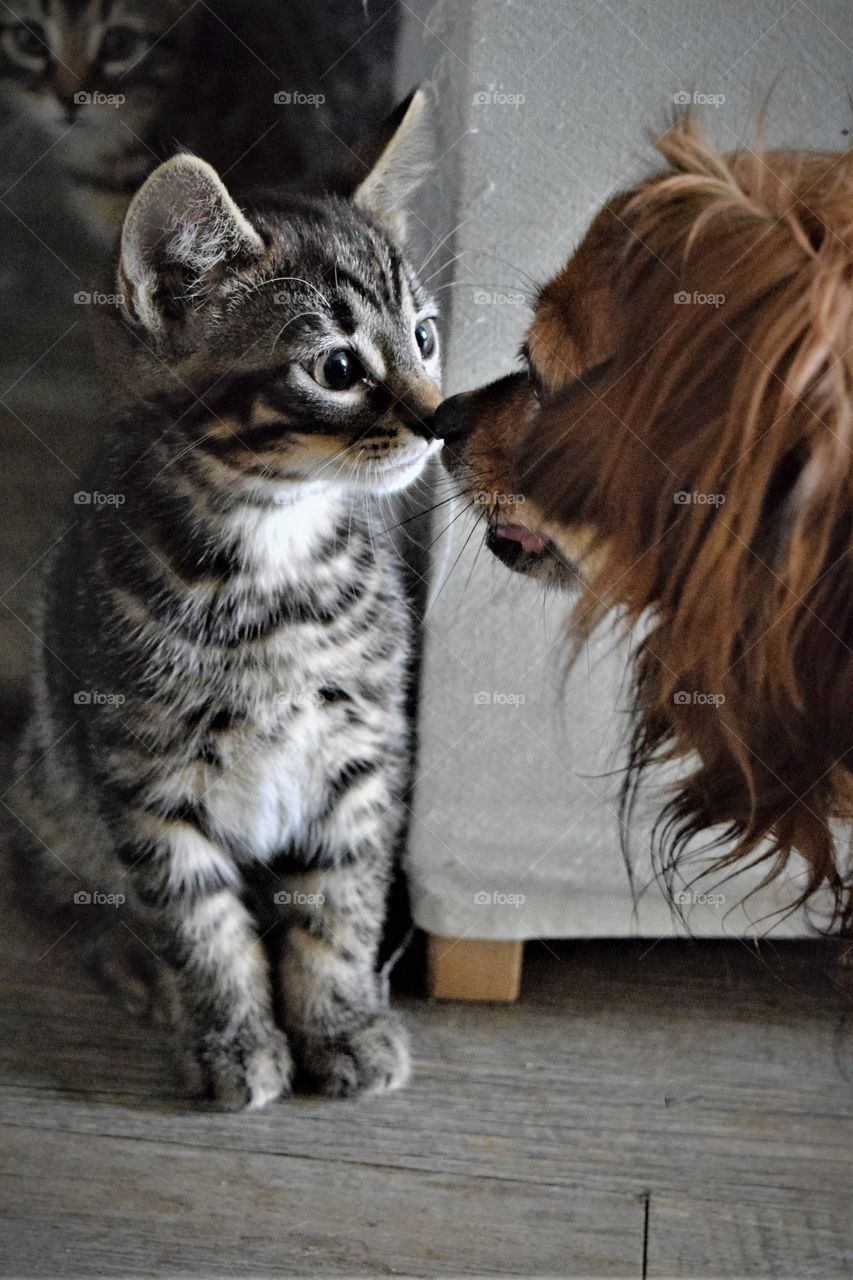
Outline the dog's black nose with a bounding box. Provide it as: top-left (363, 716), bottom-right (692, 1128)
top-left (432, 392), bottom-right (472, 445)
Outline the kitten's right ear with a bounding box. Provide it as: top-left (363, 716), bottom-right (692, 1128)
top-left (118, 154), bottom-right (265, 338)
top-left (342, 89), bottom-right (432, 241)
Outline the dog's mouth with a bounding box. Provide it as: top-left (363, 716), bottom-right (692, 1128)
top-left (485, 520), bottom-right (578, 585)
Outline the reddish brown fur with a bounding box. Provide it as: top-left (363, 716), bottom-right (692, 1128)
top-left (448, 118), bottom-right (853, 926)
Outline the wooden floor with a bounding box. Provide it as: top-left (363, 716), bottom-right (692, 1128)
top-left (0, 867), bottom-right (850, 1280)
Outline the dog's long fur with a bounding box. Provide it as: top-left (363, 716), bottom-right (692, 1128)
top-left (440, 117), bottom-right (853, 928)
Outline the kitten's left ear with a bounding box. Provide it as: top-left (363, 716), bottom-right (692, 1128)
top-left (348, 89), bottom-right (432, 241)
top-left (118, 153), bottom-right (265, 339)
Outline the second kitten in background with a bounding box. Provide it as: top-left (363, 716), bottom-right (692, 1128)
top-left (0, 0), bottom-right (400, 237)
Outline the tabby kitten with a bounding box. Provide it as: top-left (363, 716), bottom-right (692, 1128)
top-left (12, 92), bottom-right (442, 1109)
top-left (0, 0), bottom-right (399, 235)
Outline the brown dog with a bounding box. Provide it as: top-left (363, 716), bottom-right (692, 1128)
top-left (435, 117), bottom-right (853, 927)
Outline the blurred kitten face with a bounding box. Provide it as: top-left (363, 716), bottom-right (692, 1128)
top-left (0, 0), bottom-right (193, 178)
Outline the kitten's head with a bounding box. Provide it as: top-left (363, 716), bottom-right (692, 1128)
top-left (0, 0), bottom-right (194, 180)
top-left (111, 91), bottom-right (442, 498)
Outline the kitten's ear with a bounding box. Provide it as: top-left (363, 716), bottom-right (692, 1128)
top-left (349, 89), bottom-right (431, 241)
top-left (118, 154), bottom-right (265, 337)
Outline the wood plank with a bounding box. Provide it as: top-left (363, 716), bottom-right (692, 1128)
top-left (427, 935), bottom-right (523, 1001)
top-left (1, 840), bottom-right (850, 1277)
top-left (0, 1126), bottom-right (642, 1278)
top-left (646, 1192), bottom-right (853, 1279)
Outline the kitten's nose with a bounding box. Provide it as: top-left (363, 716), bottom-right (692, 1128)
top-left (51, 68), bottom-right (85, 123)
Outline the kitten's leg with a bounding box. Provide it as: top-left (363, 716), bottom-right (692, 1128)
top-left (118, 819), bottom-right (292, 1110)
top-left (274, 842), bottom-right (409, 1098)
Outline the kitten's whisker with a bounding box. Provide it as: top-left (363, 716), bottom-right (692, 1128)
top-left (420, 249), bottom-right (470, 288)
top-left (416, 214), bottom-right (478, 277)
top-left (272, 310), bottom-right (326, 351)
top-left (428, 498), bottom-right (476, 550)
top-left (426, 507), bottom-right (481, 613)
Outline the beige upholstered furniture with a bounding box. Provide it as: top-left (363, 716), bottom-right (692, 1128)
top-left (396, 0), bottom-right (850, 998)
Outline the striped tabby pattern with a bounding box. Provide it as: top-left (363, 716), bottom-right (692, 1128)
top-left (11, 94), bottom-right (442, 1108)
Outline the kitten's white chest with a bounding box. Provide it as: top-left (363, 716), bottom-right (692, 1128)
top-left (203, 726), bottom-right (325, 859)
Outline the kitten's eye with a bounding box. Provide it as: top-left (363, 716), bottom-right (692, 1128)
top-left (9, 21), bottom-right (47, 61)
top-left (414, 318), bottom-right (437, 359)
top-left (312, 348), bottom-right (363, 392)
top-left (98, 25), bottom-right (144, 67)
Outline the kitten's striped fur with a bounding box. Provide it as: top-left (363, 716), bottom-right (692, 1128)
top-left (11, 94), bottom-right (441, 1108)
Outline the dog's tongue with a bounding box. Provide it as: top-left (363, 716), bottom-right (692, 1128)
top-left (497, 523), bottom-right (547, 554)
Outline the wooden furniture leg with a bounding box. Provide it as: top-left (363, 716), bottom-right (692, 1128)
top-left (426, 935), bottom-right (523, 1002)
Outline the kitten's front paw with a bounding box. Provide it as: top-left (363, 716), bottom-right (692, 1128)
top-left (195, 1020), bottom-right (293, 1111)
top-left (299, 1012), bottom-right (411, 1098)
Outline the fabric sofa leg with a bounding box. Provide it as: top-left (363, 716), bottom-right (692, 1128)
top-left (426, 935), bottom-right (523, 1002)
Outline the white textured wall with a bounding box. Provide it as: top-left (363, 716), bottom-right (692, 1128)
top-left (398, 0), bottom-right (851, 939)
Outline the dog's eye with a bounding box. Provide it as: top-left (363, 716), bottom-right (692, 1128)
top-left (415, 318), bottom-right (437, 359)
top-left (312, 348), bottom-right (364, 391)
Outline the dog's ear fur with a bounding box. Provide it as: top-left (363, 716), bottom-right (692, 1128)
top-left (523, 117), bottom-right (853, 926)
